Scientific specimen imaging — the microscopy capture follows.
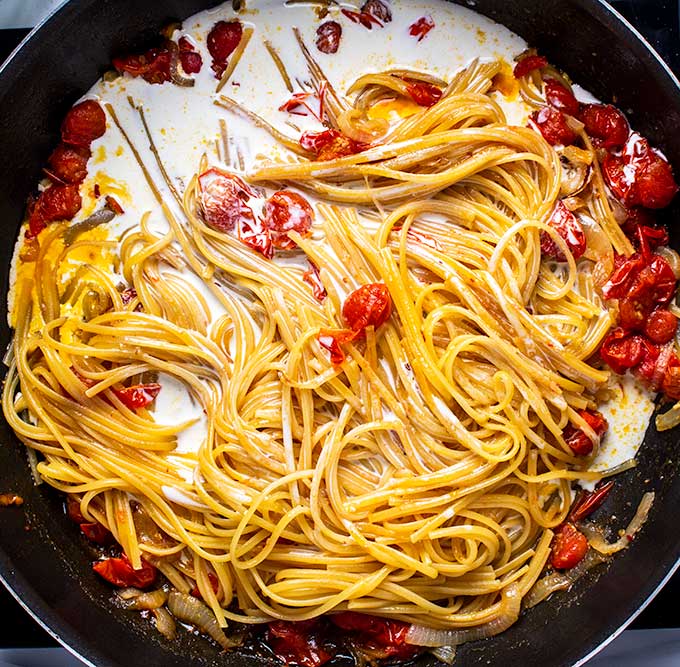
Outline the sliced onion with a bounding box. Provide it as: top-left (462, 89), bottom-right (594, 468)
top-left (153, 607), bottom-right (177, 641)
top-left (63, 209), bottom-right (115, 246)
top-left (582, 491), bottom-right (654, 555)
top-left (337, 108), bottom-right (388, 143)
top-left (524, 549), bottom-right (607, 609)
top-left (116, 587), bottom-right (168, 610)
top-left (579, 213), bottom-right (614, 285)
top-left (167, 41), bottom-right (195, 88)
top-left (656, 401), bottom-right (680, 432)
top-left (405, 584), bottom-right (521, 647)
top-left (167, 591), bottom-right (234, 650)
top-left (429, 646), bottom-right (457, 664)
top-left (26, 447), bottom-right (43, 486)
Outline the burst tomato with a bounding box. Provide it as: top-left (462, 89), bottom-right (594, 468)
top-left (644, 308), bottom-right (678, 344)
top-left (540, 200), bottom-right (586, 260)
top-left (47, 143), bottom-right (90, 184)
top-left (530, 106), bottom-right (577, 146)
top-left (27, 184), bottom-right (82, 238)
top-left (331, 613), bottom-right (419, 660)
top-left (93, 555), bottom-right (157, 589)
top-left (599, 328), bottom-right (646, 374)
top-left (198, 168), bottom-right (255, 232)
top-left (513, 54), bottom-right (548, 79)
top-left (61, 100), bottom-right (107, 148)
top-left (263, 191), bottom-right (314, 250)
top-left (551, 523), bottom-right (588, 569)
top-left (113, 47), bottom-right (171, 84)
top-left (300, 129), bottom-right (367, 161)
top-left (113, 383), bottom-right (161, 410)
top-left (207, 20), bottom-right (243, 78)
top-left (178, 36), bottom-right (202, 74)
top-left (267, 620), bottom-right (331, 667)
top-left (544, 79), bottom-right (578, 116)
top-left (578, 103), bottom-right (629, 149)
top-left (404, 80), bottom-right (442, 107)
top-left (316, 21), bottom-right (342, 54)
top-left (563, 409), bottom-right (608, 456)
top-left (342, 283), bottom-right (392, 335)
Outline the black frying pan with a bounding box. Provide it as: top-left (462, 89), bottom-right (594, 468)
top-left (1, 1), bottom-right (679, 665)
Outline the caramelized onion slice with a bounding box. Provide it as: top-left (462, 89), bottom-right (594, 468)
top-left (405, 583), bottom-right (520, 647)
top-left (63, 209), bottom-right (115, 246)
top-left (657, 401), bottom-right (680, 432)
top-left (167, 591), bottom-right (235, 650)
top-left (581, 491), bottom-right (655, 555)
top-left (153, 607), bottom-right (177, 640)
top-left (116, 587), bottom-right (168, 610)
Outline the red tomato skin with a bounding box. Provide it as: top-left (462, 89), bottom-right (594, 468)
top-left (61, 100), bottom-right (107, 148)
top-left (317, 329), bottom-right (357, 365)
top-left (178, 36), bottom-right (203, 74)
top-left (404, 80), bottom-right (442, 107)
top-left (551, 523), bottom-right (588, 569)
top-left (540, 201), bottom-right (586, 260)
top-left (93, 555), bottom-right (157, 589)
top-left (316, 21), bottom-right (342, 54)
top-left (341, 9), bottom-right (383, 29)
top-left (207, 20), bottom-right (242, 78)
top-left (330, 613), bottom-right (419, 660)
top-left (530, 107), bottom-right (577, 146)
top-left (303, 262), bottom-right (327, 301)
top-left (563, 409), bottom-right (607, 456)
top-left (113, 48), bottom-right (171, 84)
top-left (544, 79), bottom-right (578, 116)
top-left (342, 284), bottom-right (393, 335)
top-left (644, 309), bottom-right (678, 344)
top-left (47, 143), bottom-right (90, 184)
top-left (300, 129), bottom-right (367, 161)
top-left (578, 103), bottom-right (629, 149)
top-left (263, 191), bottom-right (314, 250)
top-left (267, 620), bottom-right (331, 667)
top-left (599, 328), bottom-right (646, 374)
top-left (80, 522), bottom-right (113, 545)
top-left (113, 383), bottom-right (161, 410)
top-left (513, 54), bottom-right (548, 78)
top-left (198, 168), bottom-right (255, 232)
top-left (408, 15), bottom-right (435, 42)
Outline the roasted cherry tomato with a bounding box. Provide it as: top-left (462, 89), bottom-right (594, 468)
top-left (267, 620), bottom-right (331, 667)
top-left (599, 328), bottom-right (646, 374)
top-left (578, 103), bottom-right (629, 149)
top-left (178, 36), bottom-right (203, 74)
top-left (61, 100), bottom-right (107, 148)
top-left (207, 20), bottom-right (243, 78)
top-left (361, 0), bottom-right (392, 23)
top-left (513, 54), bottom-right (548, 79)
top-left (551, 523), bottom-right (588, 570)
top-left (300, 129), bottom-right (367, 161)
top-left (569, 481), bottom-right (615, 523)
top-left (628, 255), bottom-right (676, 306)
top-left (603, 133), bottom-right (678, 209)
top-left (342, 283), bottom-right (392, 335)
top-left (303, 262), bottom-right (327, 301)
top-left (198, 168), bottom-right (255, 232)
top-left (644, 308), bottom-right (678, 344)
top-left (113, 383), bottom-right (161, 410)
top-left (237, 216), bottom-right (274, 259)
top-left (530, 106), bottom-right (576, 146)
top-left (540, 201), bottom-right (586, 260)
top-left (544, 79), bottom-right (578, 116)
top-left (408, 15), bottom-right (435, 42)
top-left (404, 80), bottom-right (442, 107)
top-left (47, 143), bottom-right (90, 184)
top-left (563, 409), bottom-right (607, 456)
top-left (263, 191), bottom-right (314, 250)
top-left (316, 21), bottom-right (342, 54)
top-left (330, 613), bottom-right (419, 660)
top-left (93, 555), bottom-right (157, 589)
top-left (27, 184), bottom-right (82, 238)
top-left (80, 521), bottom-right (113, 545)
top-left (113, 47), bottom-right (172, 84)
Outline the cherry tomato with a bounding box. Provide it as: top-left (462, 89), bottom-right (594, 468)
top-left (562, 409), bottom-right (607, 456)
top-left (207, 20), bottom-right (243, 78)
top-left (513, 54), bottom-right (548, 79)
top-left (530, 106), bottom-right (577, 146)
top-left (47, 143), bottom-right (90, 184)
top-left (268, 620), bottom-right (331, 667)
top-left (178, 36), bottom-right (203, 74)
top-left (599, 328), bottom-right (646, 373)
top-left (93, 555), bottom-right (157, 589)
top-left (551, 523), bottom-right (588, 569)
top-left (408, 15), bottom-right (435, 42)
top-left (190, 572), bottom-right (219, 600)
top-left (544, 79), bottom-right (578, 116)
top-left (662, 353), bottom-right (680, 399)
top-left (342, 283), bottom-right (392, 335)
top-left (299, 129), bottom-right (367, 161)
top-left (80, 522), bottom-right (113, 545)
top-left (263, 191), bottom-right (314, 250)
top-left (578, 103), bottom-right (629, 149)
top-left (303, 262), bottom-right (327, 301)
top-left (316, 21), bottom-right (342, 54)
top-left (330, 613), bottom-right (419, 660)
top-left (61, 100), bottom-right (107, 148)
top-left (404, 80), bottom-right (442, 107)
top-left (618, 297), bottom-right (648, 331)
top-left (569, 481), bottom-right (615, 523)
top-left (113, 383), bottom-right (161, 410)
top-left (198, 168), bottom-right (255, 232)
top-left (113, 48), bottom-right (171, 84)
top-left (317, 329), bottom-right (357, 365)
top-left (644, 308), bottom-right (678, 344)
top-left (603, 133), bottom-right (678, 209)
top-left (238, 216), bottom-right (274, 259)
top-left (341, 8), bottom-right (383, 29)
top-left (361, 0), bottom-right (392, 23)
top-left (635, 338), bottom-right (661, 384)
top-left (540, 201), bottom-right (586, 260)
top-left (628, 255), bottom-right (676, 306)
top-left (27, 184), bottom-right (82, 238)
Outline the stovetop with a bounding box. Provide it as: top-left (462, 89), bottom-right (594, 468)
top-left (1, 0), bottom-right (679, 659)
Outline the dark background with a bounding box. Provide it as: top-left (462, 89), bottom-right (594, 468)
top-left (0, 0), bottom-right (679, 654)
